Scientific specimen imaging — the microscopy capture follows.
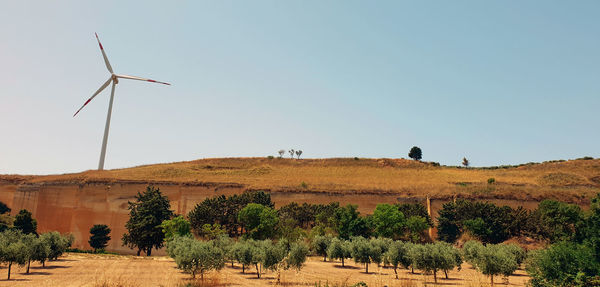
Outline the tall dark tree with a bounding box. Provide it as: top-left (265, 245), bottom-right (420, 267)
top-left (408, 146), bottom-right (422, 161)
top-left (122, 186), bottom-right (174, 256)
top-left (89, 224), bottom-right (111, 252)
top-left (13, 209), bottom-right (37, 235)
top-left (0, 201), bottom-right (10, 214)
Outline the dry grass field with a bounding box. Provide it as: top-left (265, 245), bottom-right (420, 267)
top-left (10, 157), bottom-right (600, 203)
top-left (0, 253), bottom-right (529, 287)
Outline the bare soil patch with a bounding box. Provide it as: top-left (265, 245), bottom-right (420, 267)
top-left (0, 253), bottom-right (530, 287)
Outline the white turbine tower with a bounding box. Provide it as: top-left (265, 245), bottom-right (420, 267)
top-left (74, 33), bottom-right (170, 170)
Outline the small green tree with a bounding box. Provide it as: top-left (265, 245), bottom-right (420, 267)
top-left (384, 240), bottom-right (412, 279)
top-left (311, 235), bottom-right (333, 262)
top-left (122, 186), bottom-right (174, 256)
top-left (238, 203), bottom-right (279, 240)
top-left (0, 229), bottom-right (28, 280)
top-left (286, 241), bottom-right (309, 271)
top-left (89, 224), bottom-right (111, 253)
top-left (406, 216), bottom-right (429, 243)
top-left (333, 204), bottom-right (371, 239)
top-left (462, 240), bottom-right (484, 266)
top-left (41, 231), bottom-right (73, 262)
top-left (160, 215), bottom-right (191, 242)
top-left (172, 237), bottom-right (225, 280)
top-left (29, 235), bottom-right (51, 270)
top-left (412, 242), bottom-right (458, 284)
top-left (327, 237), bottom-right (352, 267)
top-left (472, 244), bottom-right (519, 286)
top-left (408, 146), bottom-right (422, 161)
top-left (350, 237), bottom-right (380, 273)
top-left (371, 204), bottom-right (405, 239)
top-left (13, 209), bottom-right (37, 235)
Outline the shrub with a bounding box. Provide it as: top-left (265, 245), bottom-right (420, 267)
top-left (526, 241), bottom-right (600, 287)
top-left (488, 178), bottom-right (496, 184)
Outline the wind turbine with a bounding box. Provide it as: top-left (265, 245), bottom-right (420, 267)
top-left (74, 33), bottom-right (170, 170)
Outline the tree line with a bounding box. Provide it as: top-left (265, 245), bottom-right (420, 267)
top-left (0, 206), bottom-right (73, 280)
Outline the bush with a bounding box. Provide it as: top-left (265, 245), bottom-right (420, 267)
top-left (526, 241), bottom-right (600, 287)
top-left (488, 178), bottom-right (496, 184)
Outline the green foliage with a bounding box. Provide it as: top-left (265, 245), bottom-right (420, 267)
top-left (0, 201), bottom-right (10, 214)
top-left (122, 186), bottom-right (174, 256)
top-left (406, 216), bottom-right (429, 243)
top-left (437, 199), bottom-right (522, 243)
top-left (13, 209), bottom-right (37, 235)
top-left (384, 241), bottom-right (412, 279)
top-left (89, 224), bottom-right (111, 252)
top-left (462, 240), bottom-right (484, 265)
top-left (41, 231), bottom-right (73, 261)
top-left (327, 237), bottom-right (352, 267)
top-left (0, 229), bottom-right (28, 279)
top-left (231, 240), bottom-right (262, 274)
top-left (160, 215), bottom-right (191, 242)
top-left (488, 178), bottom-right (496, 184)
top-left (333, 205), bottom-right (371, 240)
top-left (188, 191), bottom-right (273, 237)
top-left (526, 241), bottom-right (600, 287)
top-left (395, 203), bottom-right (433, 227)
top-left (371, 204), bottom-right (405, 239)
top-left (532, 199), bottom-right (584, 243)
top-left (168, 236), bottom-right (225, 280)
top-left (200, 223), bottom-right (226, 240)
top-left (238, 203), bottom-right (279, 240)
top-left (350, 237), bottom-right (381, 273)
top-left (410, 242), bottom-right (461, 283)
top-left (469, 243), bottom-right (521, 286)
top-left (286, 241), bottom-right (309, 271)
top-left (311, 234), bottom-right (333, 261)
top-left (408, 146), bottom-right (422, 161)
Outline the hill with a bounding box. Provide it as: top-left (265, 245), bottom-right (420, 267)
top-left (1, 157), bottom-right (599, 253)
top-left (6, 157), bottom-right (600, 203)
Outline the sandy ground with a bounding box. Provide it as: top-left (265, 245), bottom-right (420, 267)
top-left (0, 253), bottom-right (530, 287)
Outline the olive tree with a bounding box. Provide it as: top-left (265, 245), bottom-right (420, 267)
top-left (0, 229), bottom-right (28, 280)
top-left (327, 237), bottom-right (352, 267)
top-left (350, 237), bottom-right (381, 273)
top-left (170, 236), bottom-right (225, 280)
top-left (472, 244), bottom-right (519, 286)
top-left (311, 234), bottom-right (333, 262)
top-left (411, 243), bottom-right (455, 284)
top-left (384, 240), bottom-right (412, 279)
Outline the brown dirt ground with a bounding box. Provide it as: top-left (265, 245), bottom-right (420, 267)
top-left (0, 253), bottom-right (529, 287)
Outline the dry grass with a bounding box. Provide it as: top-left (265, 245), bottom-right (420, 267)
top-left (6, 157), bottom-right (599, 204)
top-left (0, 253), bottom-right (529, 287)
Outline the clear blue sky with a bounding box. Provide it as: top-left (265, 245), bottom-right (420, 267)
top-left (1, 1), bottom-right (599, 174)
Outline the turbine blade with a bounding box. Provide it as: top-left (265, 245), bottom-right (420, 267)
top-left (95, 33), bottom-right (113, 73)
top-left (115, 74), bottom-right (170, 85)
top-left (73, 77), bottom-right (113, 117)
